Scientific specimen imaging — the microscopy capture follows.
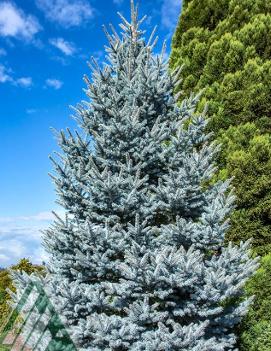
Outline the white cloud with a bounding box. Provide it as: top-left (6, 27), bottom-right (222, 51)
top-left (0, 2), bottom-right (41, 40)
top-left (0, 210), bottom-right (64, 267)
top-left (36, 0), bottom-right (94, 28)
top-left (46, 78), bottom-right (63, 89)
top-left (0, 64), bottom-right (12, 83)
top-left (31, 247), bottom-right (49, 265)
top-left (0, 66), bottom-right (33, 87)
top-left (16, 77), bottom-right (33, 87)
top-left (50, 37), bottom-right (76, 56)
top-left (0, 47), bottom-right (7, 56)
top-left (0, 211), bottom-right (64, 224)
top-left (0, 239), bottom-right (26, 257)
top-left (21, 211), bottom-right (57, 221)
top-left (0, 253), bottom-right (9, 262)
top-left (161, 0), bottom-right (182, 32)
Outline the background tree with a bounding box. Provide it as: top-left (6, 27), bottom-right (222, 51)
top-left (0, 259), bottom-right (44, 326)
top-left (238, 254), bottom-right (271, 351)
top-left (11, 3), bottom-right (258, 350)
top-left (170, 0), bottom-right (271, 348)
top-left (170, 0), bottom-right (271, 254)
top-left (170, 0), bottom-right (271, 132)
top-left (214, 123), bottom-right (271, 255)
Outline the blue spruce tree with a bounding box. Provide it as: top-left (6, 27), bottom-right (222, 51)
top-left (15, 2), bottom-right (258, 350)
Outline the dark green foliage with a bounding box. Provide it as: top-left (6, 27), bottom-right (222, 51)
top-left (171, 0), bottom-right (271, 133)
top-left (170, 0), bottom-right (271, 254)
top-left (0, 270), bottom-right (11, 327)
top-left (214, 123), bottom-right (271, 255)
top-left (238, 254), bottom-right (271, 350)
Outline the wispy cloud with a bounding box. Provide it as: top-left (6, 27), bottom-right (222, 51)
top-left (46, 78), bottom-right (63, 89)
top-left (0, 64), bottom-right (33, 87)
top-left (161, 0), bottom-right (182, 32)
top-left (0, 211), bottom-right (59, 224)
top-left (36, 0), bottom-right (94, 28)
top-left (0, 2), bottom-right (41, 40)
top-left (0, 64), bottom-right (12, 83)
top-left (16, 77), bottom-right (33, 88)
top-left (0, 210), bottom-right (64, 267)
top-left (113, 0), bottom-right (124, 5)
top-left (0, 212), bottom-right (51, 267)
top-left (50, 37), bottom-right (76, 56)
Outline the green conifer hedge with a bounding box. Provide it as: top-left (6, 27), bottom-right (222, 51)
top-left (170, 0), bottom-right (271, 349)
top-left (170, 0), bottom-right (271, 256)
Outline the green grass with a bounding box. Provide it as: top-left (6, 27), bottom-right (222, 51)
top-left (0, 346), bottom-right (10, 351)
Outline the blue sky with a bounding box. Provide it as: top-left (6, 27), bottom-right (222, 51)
top-left (0, 0), bottom-right (182, 267)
